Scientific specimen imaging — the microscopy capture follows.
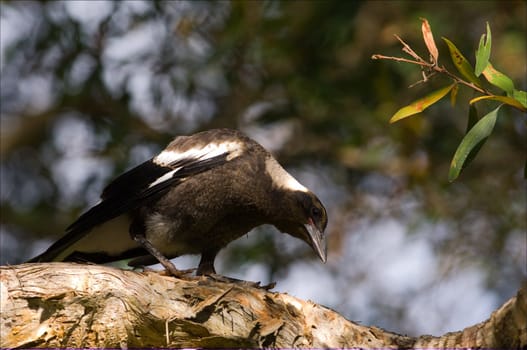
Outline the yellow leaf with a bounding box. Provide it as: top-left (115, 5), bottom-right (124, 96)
top-left (390, 84), bottom-right (455, 123)
top-left (443, 37), bottom-right (483, 88)
top-left (470, 95), bottom-right (526, 112)
top-left (450, 83), bottom-right (459, 107)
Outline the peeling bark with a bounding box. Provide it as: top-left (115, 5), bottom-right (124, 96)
top-left (1, 263), bottom-right (525, 348)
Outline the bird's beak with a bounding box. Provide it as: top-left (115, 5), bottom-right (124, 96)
top-left (305, 219), bottom-right (327, 263)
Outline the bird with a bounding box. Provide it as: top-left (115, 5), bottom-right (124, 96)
top-left (29, 128), bottom-right (328, 278)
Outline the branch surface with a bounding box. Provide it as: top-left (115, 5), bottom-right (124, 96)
top-left (1, 263), bottom-right (525, 348)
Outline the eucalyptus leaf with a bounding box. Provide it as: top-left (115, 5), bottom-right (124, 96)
top-left (390, 84), bottom-right (455, 123)
top-left (470, 95), bottom-right (526, 112)
top-left (512, 89), bottom-right (527, 108)
top-left (482, 62), bottom-right (514, 94)
top-left (443, 37), bottom-right (483, 88)
top-left (475, 22), bottom-right (491, 76)
top-left (449, 105), bottom-right (502, 181)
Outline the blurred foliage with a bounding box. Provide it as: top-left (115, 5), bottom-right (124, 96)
top-left (0, 0), bottom-right (525, 335)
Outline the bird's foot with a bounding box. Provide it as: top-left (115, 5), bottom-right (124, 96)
top-left (202, 273), bottom-right (276, 290)
top-left (161, 266), bottom-right (196, 279)
top-left (133, 264), bottom-right (196, 279)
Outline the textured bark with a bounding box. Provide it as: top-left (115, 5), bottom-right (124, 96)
top-left (1, 263), bottom-right (525, 348)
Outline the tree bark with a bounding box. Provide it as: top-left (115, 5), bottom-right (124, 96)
top-left (1, 263), bottom-right (525, 348)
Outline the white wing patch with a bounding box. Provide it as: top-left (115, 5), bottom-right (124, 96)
top-left (265, 157), bottom-right (308, 193)
top-left (153, 141), bottom-right (244, 166)
top-left (147, 167), bottom-right (181, 188)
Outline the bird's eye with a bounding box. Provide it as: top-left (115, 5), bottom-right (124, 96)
top-left (311, 206), bottom-right (322, 219)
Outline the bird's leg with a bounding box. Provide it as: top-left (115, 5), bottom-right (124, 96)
top-left (129, 217), bottom-right (192, 278)
top-left (131, 234), bottom-right (190, 277)
top-left (196, 249), bottom-right (218, 276)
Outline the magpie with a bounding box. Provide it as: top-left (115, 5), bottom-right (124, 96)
top-left (29, 129), bottom-right (328, 277)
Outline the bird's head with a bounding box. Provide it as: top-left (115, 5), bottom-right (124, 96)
top-left (263, 155), bottom-right (328, 262)
top-left (275, 190), bottom-right (328, 263)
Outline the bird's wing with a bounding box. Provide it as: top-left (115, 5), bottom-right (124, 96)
top-left (29, 151), bottom-right (231, 262)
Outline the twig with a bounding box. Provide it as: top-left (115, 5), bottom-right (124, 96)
top-left (371, 54), bottom-right (429, 67)
top-left (372, 52), bottom-right (490, 95)
top-left (395, 34), bottom-right (427, 63)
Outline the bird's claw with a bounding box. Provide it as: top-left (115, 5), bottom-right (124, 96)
top-left (162, 266), bottom-right (197, 278)
top-left (201, 273), bottom-right (276, 290)
top-left (134, 265), bottom-right (197, 279)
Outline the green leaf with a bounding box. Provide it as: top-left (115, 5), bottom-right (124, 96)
top-left (461, 104), bottom-right (483, 169)
top-left (449, 105), bottom-right (502, 181)
top-left (475, 22), bottom-right (491, 76)
top-left (512, 89), bottom-right (527, 108)
top-left (442, 37), bottom-right (483, 88)
top-left (470, 95), bottom-right (526, 112)
top-left (482, 62), bottom-right (514, 94)
top-left (390, 84), bottom-right (455, 123)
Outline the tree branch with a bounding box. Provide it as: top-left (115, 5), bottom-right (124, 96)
top-left (1, 263), bottom-right (525, 348)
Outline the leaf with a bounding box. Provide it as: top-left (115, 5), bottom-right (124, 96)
top-left (390, 84), bottom-right (455, 123)
top-left (449, 105), bottom-right (502, 181)
top-left (470, 95), bottom-right (526, 112)
top-left (482, 62), bottom-right (514, 94)
top-left (450, 83), bottom-right (459, 106)
top-left (512, 89), bottom-right (527, 108)
top-left (475, 22), bottom-right (491, 76)
top-left (421, 18), bottom-right (438, 64)
top-left (442, 37), bottom-right (483, 88)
